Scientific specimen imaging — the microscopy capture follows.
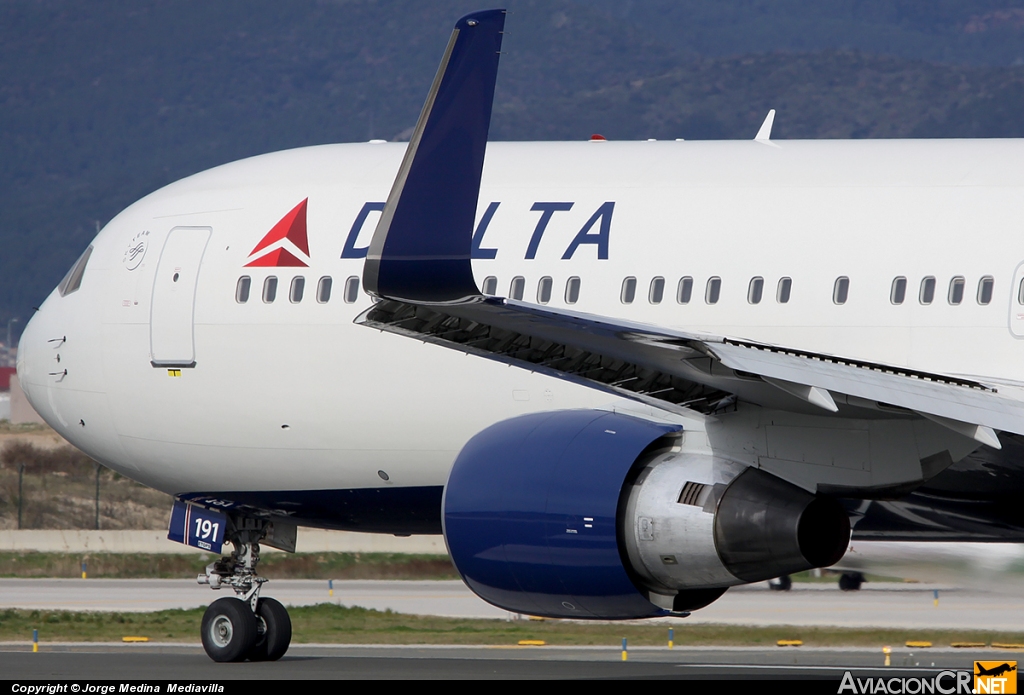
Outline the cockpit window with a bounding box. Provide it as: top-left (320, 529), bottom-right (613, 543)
top-left (58, 246), bottom-right (94, 297)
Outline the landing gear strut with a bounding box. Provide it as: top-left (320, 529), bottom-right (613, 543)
top-left (197, 517), bottom-right (292, 662)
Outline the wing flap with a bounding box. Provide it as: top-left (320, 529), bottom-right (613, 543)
top-left (359, 298), bottom-right (1024, 440)
top-left (357, 299), bottom-right (738, 416)
top-left (709, 340), bottom-right (1024, 437)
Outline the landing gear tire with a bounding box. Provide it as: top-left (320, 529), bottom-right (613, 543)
top-left (769, 575), bottom-right (792, 591)
top-left (248, 597), bottom-right (292, 662)
top-left (839, 572), bottom-right (864, 591)
top-left (201, 597), bottom-right (259, 662)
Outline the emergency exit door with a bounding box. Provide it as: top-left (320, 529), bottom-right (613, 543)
top-left (150, 226), bottom-right (212, 366)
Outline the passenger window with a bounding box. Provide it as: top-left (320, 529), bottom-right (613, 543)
top-left (833, 277), bottom-right (849, 305)
top-left (482, 276), bottom-right (498, 296)
top-left (537, 276), bottom-right (553, 304)
top-left (317, 276), bottom-right (332, 303)
top-left (705, 277), bottom-right (721, 304)
top-left (776, 277), bottom-right (792, 304)
top-left (747, 277), bottom-right (764, 305)
top-left (621, 277), bottom-right (637, 304)
top-left (510, 276), bottom-right (525, 301)
top-left (948, 276), bottom-right (965, 305)
top-left (565, 276), bottom-right (581, 304)
top-left (235, 276), bottom-right (251, 304)
top-left (1018, 278), bottom-right (1024, 305)
top-left (262, 277), bottom-right (278, 303)
top-left (890, 277), bottom-right (907, 305)
top-left (58, 246), bottom-right (94, 297)
top-left (649, 277), bottom-right (665, 304)
top-left (919, 276), bottom-right (936, 305)
top-left (289, 277), bottom-right (305, 303)
top-left (344, 276), bottom-right (359, 304)
top-left (677, 277), bottom-right (693, 304)
top-left (978, 276), bottom-right (994, 305)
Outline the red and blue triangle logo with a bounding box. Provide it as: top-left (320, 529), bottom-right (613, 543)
top-left (245, 199), bottom-right (311, 267)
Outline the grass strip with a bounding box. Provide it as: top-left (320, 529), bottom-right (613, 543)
top-left (781, 570), bottom-right (902, 584)
top-left (2, 604), bottom-right (1024, 647)
top-left (0, 554), bottom-right (896, 585)
top-left (0, 552), bottom-right (459, 580)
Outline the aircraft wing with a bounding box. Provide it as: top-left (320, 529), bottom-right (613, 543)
top-left (358, 6), bottom-right (1021, 446)
top-left (358, 297), bottom-right (1019, 446)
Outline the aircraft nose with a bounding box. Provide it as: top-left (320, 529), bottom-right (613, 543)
top-left (16, 301), bottom-right (58, 423)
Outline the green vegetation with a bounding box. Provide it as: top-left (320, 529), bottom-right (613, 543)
top-left (589, 0), bottom-right (1024, 67)
top-left (788, 570), bottom-right (840, 584)
top-left (3, 1), bottom-right (1024, 326)
top-left (0, 553), bottom-right (906, 584)
top-left (791, 570), bottom-right (902, 584)
top-left (2, 604), bottom-right (1024, 647)
top-left (506, 51), bottom-right (1024, 142)
top-left (0, 552), bottom-right (458, 580)
top-left (0, 442), bottom-right (172, 530)
top-left (0, 423), bottom-right (52, 435)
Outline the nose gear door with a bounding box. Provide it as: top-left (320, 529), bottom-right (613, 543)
top-left (150, 226), bottom-right (212, 367)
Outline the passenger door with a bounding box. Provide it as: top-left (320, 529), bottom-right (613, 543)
top-left (1010, 262), bottom-right (1024, 338)
top-left (150, 227), bottom-right (212, 367)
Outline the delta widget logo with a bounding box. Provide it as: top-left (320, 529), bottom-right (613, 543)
top-left (244, 199), bottom-right (311, 267)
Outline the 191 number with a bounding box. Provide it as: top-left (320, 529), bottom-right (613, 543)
top-left (194, 518), bottom-right (219, 540)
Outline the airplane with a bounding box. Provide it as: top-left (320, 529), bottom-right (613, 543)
top-left (15, 8), bottom-right (1024, 662)
top-left (976, 663), bottom-right (1017, 678)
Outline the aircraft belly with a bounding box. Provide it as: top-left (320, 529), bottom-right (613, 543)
top-left (179, 487), bottom-right (445, 535)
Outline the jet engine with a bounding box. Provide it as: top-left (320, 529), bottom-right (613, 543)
top-left (443, 410), bottom-right (850, 619)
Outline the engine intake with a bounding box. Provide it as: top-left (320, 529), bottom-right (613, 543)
top-left (443, 409), bottom-right (680, 620)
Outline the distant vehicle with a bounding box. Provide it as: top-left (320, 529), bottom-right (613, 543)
top-left (17, 9), bottom-right (1024, 661)
top-left (836, 542), bottom-right (1024, 594)
top-left (767, 572), bottom-right (862, 591)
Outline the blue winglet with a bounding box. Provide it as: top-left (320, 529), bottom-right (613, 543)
top-left (363, 9), bottom-right (505, 304)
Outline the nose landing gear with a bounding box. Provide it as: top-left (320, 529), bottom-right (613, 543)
top-left (197, 518), bottom-right (292, 662)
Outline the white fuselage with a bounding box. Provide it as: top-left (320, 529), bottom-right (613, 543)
top-left (16, 138), bottom-right (1024, 509)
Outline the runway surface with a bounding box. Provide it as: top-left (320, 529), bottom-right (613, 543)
top-left (0, 644), bottom-right (1012, 680)
top-left (0, 579), bottom-right (1020, 630)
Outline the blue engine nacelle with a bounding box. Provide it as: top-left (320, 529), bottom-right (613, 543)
top-left (443, 409), bottom-right (678, 619)
top-left (443, 410), bottom-right (850, 619)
